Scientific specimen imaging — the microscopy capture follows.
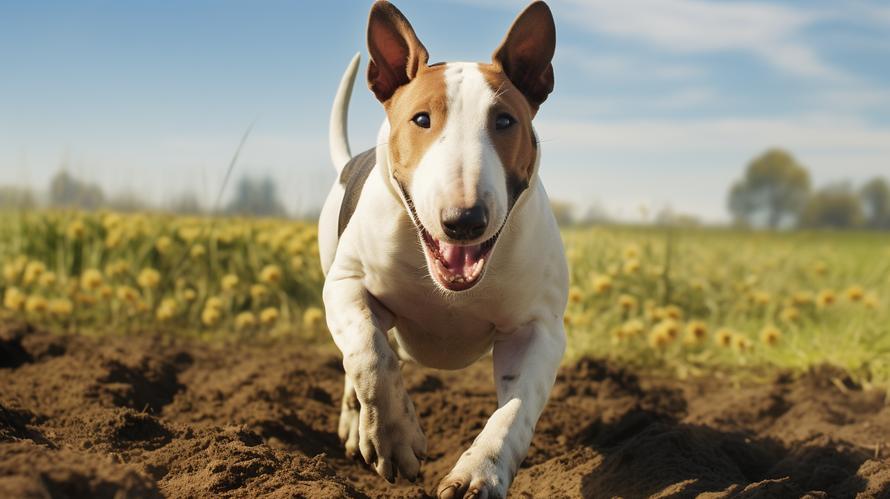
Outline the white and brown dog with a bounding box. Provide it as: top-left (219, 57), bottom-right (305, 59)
top-left (317, 2), bottom-right (567, 497)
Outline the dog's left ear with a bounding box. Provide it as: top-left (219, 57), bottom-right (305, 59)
top-left (492, 1), bottom-right (556, 111)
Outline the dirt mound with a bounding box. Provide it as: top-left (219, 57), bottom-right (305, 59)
top-left (1, 324), bottom-right (888, 498)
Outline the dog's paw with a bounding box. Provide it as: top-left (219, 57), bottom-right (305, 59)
top-left (437, 452), bottom-right (508, 499)
top-left (357, 393), bottom-right (427, 482)
top-left (338, 389), bottom-right (361, 459)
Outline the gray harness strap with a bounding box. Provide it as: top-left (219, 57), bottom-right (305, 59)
top-left (338, 148), bottom-right (377, 236)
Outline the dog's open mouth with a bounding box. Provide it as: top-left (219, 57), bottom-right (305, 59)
top-left (420, 227), bottom-right (498, 291)
top-left (399, 185), bottom-right (501, 292)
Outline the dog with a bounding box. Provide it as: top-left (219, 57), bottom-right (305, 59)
top-left (317, 2), bottom-right (567, 497)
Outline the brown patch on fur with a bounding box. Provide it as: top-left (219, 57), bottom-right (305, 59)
top-left (479, 64), bottom-right (537, 207)
top-left (383, 64), bottom-right (448, 188)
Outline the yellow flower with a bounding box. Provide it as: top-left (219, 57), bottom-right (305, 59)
top-left (48, 298), bottom-right (73, 317)
top-left (845, 286), bottom-right (864, 302)
top-left (791, 291), bottom-right (813, 306)
top-left (656, 319), bottom-right (681, 340)
top-left (221, 274), bottom-right (239, 291)
top-left (780, 306), bottom-right (800, 323)
top-left (137, 268), bottom-right (161, 289)
top-left (623, 244), bottom-right (640, 260)
top-left (156, 298), bottom-right (177, 321)
top-left (66, 219), bottom-right (86, 240)
top-left (104, 228), bottom-right (124, 249)
top-left (205, 296), bottom-right (224, 310)
top-left (75, 293), bottom-right (97, 306)
top-left (648, 326), bottom-right (672, 349)
top-left (568, 286), bottom-right (583, 304)
top-left (116, 286), bottom-right (140, 303)
top-left (863, 294), bottom-right (879, 310)
top-left (182, 288), bottom-right (197, 302)
top-left (760, 325), bottom-right (781, 346)
top-left (302, 306), bottom-right (325, 330)
top-left (80, 269), bottom-right (104, 291)
top-left (732, 335), bottom-right (753, 353)
top-left (201, 307), bottom-right (221, 326)
top-left (663, 305), bottom-right (683, 321)
top-left (622, 258), bottom-right (641, 274)
top-left (190, 244), bottom-right (206, 259)
top-left (38, 271), bottom-right (57, 287)
top-left (684, 320), bottom-right (708, 345)
top-left (812, 260), bottom-right (827, 276)
top-left (617, 294), bottom-right (638, 313)
top-left (816, 289), bottom-right (835, 308)
top-left (290, 256), bottom-right (305, 271)
top-left (750, 291), bottom-right (771, 306)
top-left (234, 311), bottom-right (256, 330)
top-left (250, 284), bottom-right (269, 300)
top-left (260, 265), bottom-right (283, 284)
top-left (22, 261), bottom-right (46, 285)
top-left (592, 274), bottom-right (612, 294)
top-left (715, 328), bottom-right (734, 348)
top-left (3, 287), bottom-right (26, 311)
top-left (105, 260), bottom-right (129, 278)
top-left (260, 307), bottom-right (279, 326)
top-left (155, 236), bottom-right (173, 254)
top-left (25, 295), bottom-right (48, 314)
top-left (620, 319), bottom-right (644, 339)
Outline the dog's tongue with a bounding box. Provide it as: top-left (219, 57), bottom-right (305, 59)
top-left (440, 241), bottom-right (483, 275)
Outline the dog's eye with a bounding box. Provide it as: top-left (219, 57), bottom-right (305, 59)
top-left (412, 112), bottom-right (431, 129)
top-left (495, 113), bottom-right (516, 130)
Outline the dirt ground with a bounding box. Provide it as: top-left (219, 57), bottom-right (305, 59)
top-left (1, 324), bottom-right (889, 498)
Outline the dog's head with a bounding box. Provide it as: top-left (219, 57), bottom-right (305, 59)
top-left (367, 1), bottom-right (555, 292)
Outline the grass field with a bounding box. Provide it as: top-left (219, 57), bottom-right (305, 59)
top-left (1, 210), bottom-right (888, 386)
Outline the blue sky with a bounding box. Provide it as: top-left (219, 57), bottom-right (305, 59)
top-left (2, 0), bottom-right (889, 221)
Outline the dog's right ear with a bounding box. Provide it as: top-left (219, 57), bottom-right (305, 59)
top-left (367, 1), bottom-right (429, 103)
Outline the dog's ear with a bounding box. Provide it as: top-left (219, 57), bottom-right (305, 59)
top-left (492, 1), bottom-right (556, 110)
top-left (367, 1), bottom-right (429, 103)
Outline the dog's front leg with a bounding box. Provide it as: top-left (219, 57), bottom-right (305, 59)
top-left (438, 319), bottom-right (566, 499)
top-left (324, 269), bottom-right (427, 482)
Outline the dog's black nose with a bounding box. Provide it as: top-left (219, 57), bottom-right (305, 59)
top-left (441, 204), bottom-right (489, 241)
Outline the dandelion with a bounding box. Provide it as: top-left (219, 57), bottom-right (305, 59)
top-left (648, 326), bottom-right (672, 349)
top-left (25, 295), bottom-right (48, 314)
top-left (684, 320), bottom-right (708, 345)
top-left (663, 305), bottom-right (683, 321)
top-left (622, 258), bottom-right (641, 274)
top-left (190, 244), bottom-right (206, 259)
top-left (105, 260), bottom-right (129, 278)
top-left (620, 319), bottom-right (645, 339)
top-left (116, 286), bottom-right (140, 303)
top-left (205, 296), bottom-right (224, 310)
top-left (750, 291), bottom-right (771, 306)
top-left (182, 288), bottom-right (197, 302)
top-left (568, 286), bottom-right (583, 304)
top-left (80, 269), bottom-right (104, 291)
top-left (657, 319), bottom-right (681, 340)
top-left (591, 274), bottom-right (612, 294)
top-left (201, 307), bottom-right (221, 326)
top-left (732, 335), bottom-right (753, 353)
top-left (66, 219), bottom-right (86, 240)
top-left (156, 298), bottom-right (177, 322)
top-left (3, 287), bottom-right (26, 311)
top-left (816, 289), bottom-right (836, 308)
top-left (48, 298), bottom-right (73, 317)
top-left (715, 328), bottom-right (734, 348)
top-left (38, 271), bottom-right (57, 287)
top-left (221, 274), bottom-right (239, 291)
top-left (563, 314), bottom-right (573, 328)
top-left (137, 268), bottom-right (161, 289)
top-left (617, 294), bottom-right (638, 313)
top-left (105, 228), bottom-right (124, 249)
top-left (155, 236), bottom-right (173, 254)
top-left (234, 311), bottom-right (256, 330)
top-left (260, 307), bottom-right (279, 326)
top-left (75, 293), bottom-right (97, 306)
top-left (623, 244), bottom-right (640, 260)
top-left (863, 294), bottom-right (879, 310)
top-left (780, 306), bottom-right (800, 323)
top-left (290, 256), bottom-right (305, 271)
top-left (760, 325), bottom-right (782, 346)
top-left (3, 256), bottom-right (27, 282)
top-left (98, 285), bottom-right (114, 299)
top-left (250, 284), bottom-right (268, 301)
top-left (303, 306), bottom-right (325, 330)
top-left (22, 261), bottom-right (46, 285)
top-left (791, 291), bottom-right (813, 306)
top-left (845, 286), bottom-right (864, 302)
top-left (260, 265), bottom-right (283, 284)
top-left (812, 260), bottom-right (828, 276)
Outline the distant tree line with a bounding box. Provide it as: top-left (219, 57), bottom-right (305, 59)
top-left (0, 169), bottom-right (292, 218)
top-left (728, 148), bottom-right (889, 230)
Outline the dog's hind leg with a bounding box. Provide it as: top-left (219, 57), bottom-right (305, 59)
top-left (437, 319), bottom-right (566, 499)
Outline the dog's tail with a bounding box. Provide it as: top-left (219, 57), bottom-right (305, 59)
top-left (329, 52), bottom-right (361, 173)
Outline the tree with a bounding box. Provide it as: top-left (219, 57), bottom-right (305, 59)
top-left (0, 186), bottom-right (36, 209)
top-left (49, 170), bottom-right (105, 210)
top-left (549, 200), bottom-right (575, 227)
top-left (727, 149), bottom-right (811, 229)
top-left (800, 183), bottom-right (864, 229)
top-left (860, 177), bottom-right (890, 229)
top-left (225, 176), bottom-right (287, 217)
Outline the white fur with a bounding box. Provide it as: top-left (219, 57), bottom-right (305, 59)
top-left (318, 58), bottom-right (567, 499)
top-left (410, 63), bottom-right (508, 243)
